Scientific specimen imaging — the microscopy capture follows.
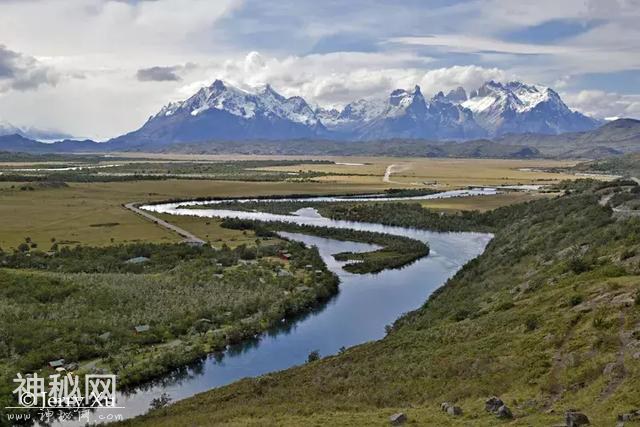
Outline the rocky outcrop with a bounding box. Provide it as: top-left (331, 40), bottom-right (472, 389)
top-left (440, 402), bottom-right (463, 416)
top-left (389, 412), bottom-right (406, 425)
top-left (565, 411), bottom-right (590, 426)
top-left (485, 396), bottom-right (513, 419)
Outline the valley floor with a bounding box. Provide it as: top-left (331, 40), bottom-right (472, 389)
top-left (0, 155), bottom-right (631, 426)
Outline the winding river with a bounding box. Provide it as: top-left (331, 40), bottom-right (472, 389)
top-left (55, 189), bottom-right (496, 425)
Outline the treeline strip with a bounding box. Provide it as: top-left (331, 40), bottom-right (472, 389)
top-left (220, 218), bottom-right (430, 274)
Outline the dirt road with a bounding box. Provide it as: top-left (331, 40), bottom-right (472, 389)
top-left (124, 202), bottom-right (206, 245)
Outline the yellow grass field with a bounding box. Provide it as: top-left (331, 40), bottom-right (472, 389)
top-left (153, 213), bottom-right (282, 248)
top-left (254, 157), bottom-right (580, 188)
top-left (108, 153), bottom-right (578, 183)
top-left (418, 191), bottom-right (555, 212)
top-left (0, 157), bottom-right (589, 250)
top-left (0, 179), bottom-right (393, 250)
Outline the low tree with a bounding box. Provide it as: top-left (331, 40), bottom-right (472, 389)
top-left (307, 350), bottom-right (320, 363)
top-left (149, 393), bottom-right (172, 410)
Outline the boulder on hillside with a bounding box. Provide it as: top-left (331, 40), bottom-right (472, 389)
top-left (485, 396), bottom-right (504, 413)
top-left (485, 396), bottom-right (513, 420)
top-left (565, 411), bottom-right (590, 426)
top-left (389, 412), bottom-right (407, 425)
top-left (447, 406), bottom-right (463, 416)
top-left (618, 409), bottom-right (640, 422)
top-left (496, 405), bottom-right (513, 419)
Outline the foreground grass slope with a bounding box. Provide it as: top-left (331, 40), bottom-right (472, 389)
top-left (127, 181), bottom-right (640, 426)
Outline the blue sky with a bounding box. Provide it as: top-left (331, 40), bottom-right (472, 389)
top-left (0, 0), bottom-right (638, 139)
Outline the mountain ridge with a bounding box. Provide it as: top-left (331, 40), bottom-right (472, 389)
top-left (0, 79), bottom-right (608, 151)
top-left (0, 118), bottom-right (638, 159)
top-left (110, 79), bottom-right (600, 146)
top-left (159, 118), bottom-right (637, 158)
top-left (0, 121), bottom-right (75, 141)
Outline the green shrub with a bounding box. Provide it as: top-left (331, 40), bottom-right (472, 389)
top-left (569, 294), bottom-right (583, 306)
top-left (568, 257), bottom-right (590, 274)
top-left (307, 350), bottom-right (320, 363)
top-left (620, 248), bottom-right (636, 260)
top-left (496, 301), bottom-right (515, 311)
top-left (453, 309), bottom-right (471, 322)
top-left (524, 315), bottom-right (540, 331)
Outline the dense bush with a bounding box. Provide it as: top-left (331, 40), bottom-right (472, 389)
top-left (0, 239), bottom-right (339, 401)
top-left (220, 218), bottom-right (429, 274)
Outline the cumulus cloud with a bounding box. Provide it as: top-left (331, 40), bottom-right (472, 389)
top-left (179, 52), bottom-right (509, 108)
top-left (175, 51), bottom-right (426, 106)
top-left (173, 51), bottom-right (507, 108)
top-left (563, 90), bottom-right (640, 119)
top-left (417, 66), bottom-right (508, 94)
top-left (0, 45), bottom-right (59, 92)
top-left (0, 0), bottom-right (242, 57)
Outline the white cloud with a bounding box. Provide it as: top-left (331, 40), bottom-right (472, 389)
top-left (391, 35), bottom-right (571, 55)
top-left (391, 0), bottom-right (640, 78)
top-left (0, 45), bottom-right (60, 92)
top-left (0, 0), bottom-right (242, 139)
top-left (392, 27), bottom-right (640, 76)
top-left (469, 0), bottom-right (639, 30)
top-left (417, 66), bottom-right (509, 94)
top-left (171, 53), bottom-right (508, 109)
top-left (176, 51), bottom-right (436, 106)
top-left (0, 0), bottom-right (242, 58)
top-left (563, 90), bottom-right (640, 119)
top-left (0, 0), bottom-right (638, 139)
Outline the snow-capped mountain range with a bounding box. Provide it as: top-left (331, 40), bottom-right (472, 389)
top-left (0, 121), bottom-right (21, 137)
top-left (0, 120), bottom-right (74, 141)
top-left (112, 79), bottom-right (600, 145)
top-left (461, 81), bottom-right (599, 135)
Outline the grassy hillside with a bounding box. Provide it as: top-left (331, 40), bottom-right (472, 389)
top-left (575, 153), bottom-right (640, 178)
top-left (126, 180), bottom-right (640, 426)
top-left (497, 118), bottom-right (640, 158)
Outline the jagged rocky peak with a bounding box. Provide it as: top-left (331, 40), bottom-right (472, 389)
top-left (389, 85), bottom-right (424, 107)
top-left (432, 91), bottom-right (447, 102)
top-left (469, 80), bottom-right (504, 98)
top-left (258, 83), bottom-right (286, 101)
top-left (314, 107), bottom-right (340, 126)
top-left (445, 86), bottom-right (468, 103)
top-left (211, 79), bottom-right (226, 91)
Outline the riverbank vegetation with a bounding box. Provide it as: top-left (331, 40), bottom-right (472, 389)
top-left (0, 151), bottom-right (126, 163)
top-left (0, 239), bottom-right (339, 415)
top-left (219, 218), bottom-right (429, 274)
top-left (127, 179), bottom-right (640, 426)
top-left (0, 159), bottom-right (352, 183)
top-left (178, 187), bottom-right (440, 215)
